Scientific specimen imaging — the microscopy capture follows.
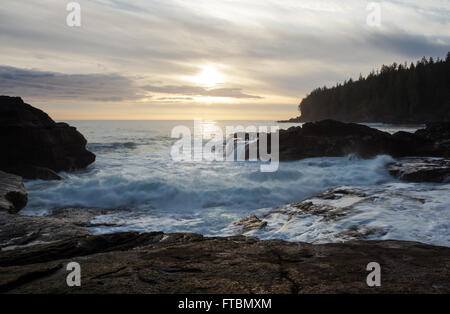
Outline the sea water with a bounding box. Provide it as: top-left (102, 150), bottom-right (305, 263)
top-left (21, 120), bottom-right (450, 246)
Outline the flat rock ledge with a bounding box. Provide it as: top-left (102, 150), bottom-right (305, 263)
top-left (0, 207), bottom-right (124, 251)
top-left (0, 232), bottom-right (448, 294)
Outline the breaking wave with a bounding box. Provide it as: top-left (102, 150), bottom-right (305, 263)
top-left (24, 154), bottom-right (395, 218)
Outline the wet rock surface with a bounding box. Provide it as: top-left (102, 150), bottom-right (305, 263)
top-left (246, 120), bottom-right (450, 161)
top-left (0, 212), bottom-right (91, 251)
top-left (232, 215), bottom-right (267, 233)
top-left (0, 96), bottom-right (95, 180)
top-left (0, 171), bottom-right (28, 213)
top-left (388, 158), bottom-right (450, 183)
top-left (0, 189), bottom-right (448, 293)
top-left (228, 186), bottom-right (449, 245)
top-left (47, 208), bottom-right (122, 227)
top-left (0, 207), bottom-right (122, 250)
top-left (0, 233), bottom-right (448, 294)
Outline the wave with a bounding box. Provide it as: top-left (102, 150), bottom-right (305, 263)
top-left (23, 153), bottom-right (450, 247)
top-left (23, 155), bottom-right (395, 216)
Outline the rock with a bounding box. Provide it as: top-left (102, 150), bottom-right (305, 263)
top-left (4, 165), bottom-right (62, 181)
top-left (387, 158), bottom-right (450, 183)
top-left (47, 207), bottom-right (122, 227)
top-left (277, 116), bottom-right (302, 123)
top-left (0, 233), bottom-right (448, 293)
top-left (415, 122), bottom-right (450, 157)
top-left (247, 120), bottom-right (447, 161)
top-left (0, 171), bottom-right (27, 213)
top-left (0, 212), bottom-right (91, 250)
top-left (0, 96), bottom-right (95, 180)
top-left (0, 206), bottom-right (448, 293)
top-left (228, 185), bottom-right (449, 245)
top-left (0, 207), bottom-right (126, 250)
top-left (415, 122), bottom-right (450, 141)
top-left (232, 215), bottom-right (267, 234)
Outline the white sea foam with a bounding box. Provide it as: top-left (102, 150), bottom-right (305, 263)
top-left (228, 183), bottom-right (450, 247)
top-left (20, 120), bottom-right (449, 246)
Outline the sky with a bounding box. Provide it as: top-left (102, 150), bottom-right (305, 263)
top-left (0, 0), bottom-right (449, 120)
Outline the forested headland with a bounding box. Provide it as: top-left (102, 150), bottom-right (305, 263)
top-left (290, 53), bottom-right (450, 123)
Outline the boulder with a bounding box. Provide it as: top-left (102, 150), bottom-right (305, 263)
top-left (0, 96), bottom-right (95, 180)
top-left (0, 171), bottom-right (27, 213)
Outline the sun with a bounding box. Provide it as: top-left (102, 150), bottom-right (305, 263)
top-left (189, 65), bottom-right (226, 88)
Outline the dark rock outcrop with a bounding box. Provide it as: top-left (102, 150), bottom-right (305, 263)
top-left (0, 171), bottom-right (27, 213)
top-left (277, 116), bottom-right (301, 123)
top-left (415, 122), bottom-right (450, 141)
top-left (387, 158), bottom-right (450, 183)
top-left (0, 232), bottom-right (448, 293)
top-left (247, 120), bottom-right (449, 161)
top-left (0, 96), bottom-right (95, 180)
top-left (415, 122), bottom-right (450, 157)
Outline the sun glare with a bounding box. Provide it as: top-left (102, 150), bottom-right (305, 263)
top-left (189, 65), bottom-right (226, 88)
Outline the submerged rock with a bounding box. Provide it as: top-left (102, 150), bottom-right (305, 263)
top-left (0, 96), bottom-right (95, 180)
top-left (0, 171), bottom-right (27, 213)
top-left (387, 158), bottom-right (450, 183)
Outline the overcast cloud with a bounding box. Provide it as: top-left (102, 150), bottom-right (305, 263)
top-left (0, 0), bottom-right (449, 119)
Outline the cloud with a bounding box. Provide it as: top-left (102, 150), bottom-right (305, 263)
top-left (0, 0), bottom-right (449, 119)
top-left (0, 66), bottom-right (140, 102)
top-left (366, 31), bottom-right (450, 59)
top-left (142, 85), bottom-right (262, 99)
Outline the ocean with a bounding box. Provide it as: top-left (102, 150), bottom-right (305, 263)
top-left (21, 120), bottom-right (450, 246)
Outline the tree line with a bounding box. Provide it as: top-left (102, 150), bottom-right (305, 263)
top-left (298, 52), bottom-right (450, 123)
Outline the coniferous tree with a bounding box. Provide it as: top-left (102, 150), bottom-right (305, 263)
top-left (298, 53), bottom-right (450, 123)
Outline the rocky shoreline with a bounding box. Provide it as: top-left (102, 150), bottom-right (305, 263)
top-left (0, 178), bottom-right (449, 293)
top-left (1, 96), bottom-right (449, 293)
top-left (1, 229), bottom-right (449, 294)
